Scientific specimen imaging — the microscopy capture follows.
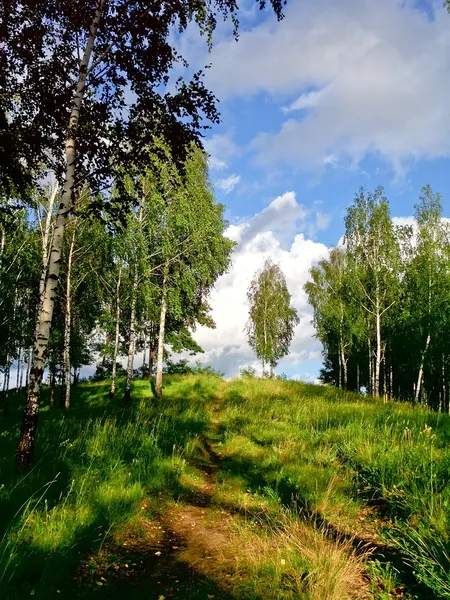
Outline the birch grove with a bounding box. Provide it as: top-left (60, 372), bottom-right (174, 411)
top-left (2, 0), bottom-right (284, 467)
top-left (305, 186), bottom-right (450, 411)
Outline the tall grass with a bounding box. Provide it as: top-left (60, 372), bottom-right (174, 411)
top-left (1, 375), bottom-right (449, 598)
top-left (0, 375), bottom-right (220, 599)
top-left (217, 378), bottom-right (450, 598)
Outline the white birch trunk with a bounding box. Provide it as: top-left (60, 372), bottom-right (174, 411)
top-left (124, 199), bottom-right (143, 403)
top-left (109, 265), bottom-right (122, 398)
top-left (124, 264), bottom-right (139, 403)
top-left (155, 270), bottom-right (168, 399)
top-left (16, 347), bottom-right (22, 390)
top-left (338, 345), bottom-right (342, 389)
top-left (340, 346), bottom-right (347, 390)
top-left (415, 333), bottom-right (431, 403)
top-left (18, 0), bottom-right (106, 468)
top-left (19, 350), bottom-right (26, 390)
top-left (142, 334), bottom-right (147, 377)
top-left (148, 322), bottom-right (157, 380)
top-left (34, 182), bottom-right (58, 345)
top-left (62, 226), bottom-right (76, 410)
top-left (389, 364), bottom-right (393, 400)
top-left (374, 296), bottom-right (381, 397)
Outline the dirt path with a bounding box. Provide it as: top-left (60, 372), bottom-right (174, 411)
top-left (78, 383), bottom-right (416, 600)
top-left (79, 383), bottom-right (240, 599)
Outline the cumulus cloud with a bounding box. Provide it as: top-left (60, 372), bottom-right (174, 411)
top-left (230, 191), bottom-right (308, 246)
top-left (215, 174), bottom-right (241, 193)
top-left (190, 192), bottom-right (329, 378)
top-left (204, 0), bottom-right (450, 173)
top-left (204, 133), bottom-right (240, 171)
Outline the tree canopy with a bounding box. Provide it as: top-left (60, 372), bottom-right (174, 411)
top-left (246, 258), bottom-right (299, 377)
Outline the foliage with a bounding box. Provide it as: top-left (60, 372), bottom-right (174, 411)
top-left (164, 358), bottom-right (224, 377)
top-left (0, 0), bottom-right (285, 204)
top-left (246, 259), bottom-right (299, 376)
top-left (305, 185), bottom-right (450, 410)
top-left (240, 366), bottom-right (257, 378)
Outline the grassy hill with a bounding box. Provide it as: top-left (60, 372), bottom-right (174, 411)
top-left (0, 376), bottom-right (449, 599)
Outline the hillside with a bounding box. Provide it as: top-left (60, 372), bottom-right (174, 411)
top-left (1, 376), bottom-right (449, 599)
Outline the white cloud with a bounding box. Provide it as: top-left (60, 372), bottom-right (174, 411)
top-left (190, 192), bottom-right (329, 377)
top-left (215, 174), bottom-right (241, 193)
top-left (309, 211), bottom-right (331, 236)
top-left (231, 191), bottom-right (308, 246)
top-left (204, 0), bottom-right (450, 173)
top-left (204, 133), bottom-right (239, 171)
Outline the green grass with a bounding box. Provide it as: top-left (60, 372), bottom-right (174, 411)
top-left (0, 375), bottom-right (449, 599)
top-left (217, 378), bottom-right (450, 598)
top-left (0, 375), bottom-right (220, 599)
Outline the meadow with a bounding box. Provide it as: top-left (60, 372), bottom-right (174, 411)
top-left (0, 376), bottom-right (449, 599)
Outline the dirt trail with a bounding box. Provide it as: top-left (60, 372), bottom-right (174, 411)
top-left (80, 383), bottom-right (413, 600)
top-left (83, 383), bottom-right (238, 599)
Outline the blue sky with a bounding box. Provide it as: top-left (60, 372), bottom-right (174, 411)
top-left (181, 0), bottom-right (450, 379)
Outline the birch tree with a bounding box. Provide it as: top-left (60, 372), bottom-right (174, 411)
top-left (344, 188), bottom-right (400, 397)
top-left (401, 187), bottom-right (450, 403)
top-left (246, 259), bottom-right (299, 377)
top-left (3, 0), bottom-right (285, 467)
top-left (305, 248), bottom-right (363, 389)
top-left (151, 147), bottom-right (234, 398)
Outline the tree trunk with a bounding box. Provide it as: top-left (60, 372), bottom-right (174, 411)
top-left (148, 322), bottom-right (156, 379)
top-left (149, 348), bottom-right (155, 378)
top-left (341, 347), bottom-right (347, 390)
top-left (26, 351), bottom-right (31, 387)
top-left (100, 334), bottom-right (110, 378)
top-left (263, 299), bottom-right (268, 377)
top-left (2, 356), bottom-right (9, 392)
top-left (19, 349), bottom-right (26, 391)
top-left (124, 198), bottom-right (143, 404)
top-left (389, 364), bottom-right (393, 400)
top-left (374, 299), bottom-right (381, 397)
top-left (5, 360), bottom-right (10, 392)
top-left (368, 337), bottom-right (372, 396)
top-left (142, 333), bottom-right (147, 377)
top-left (16, 347), bottom-right (22, 390)
top-left (17, 0), bottom-right (106, 469)
top-left (338, 344), bottom-right (342, 389)
top-left (34, 182), bottom-right (58, 345)
top-left (415, 333), bottom-right (431, 403)
top-left (109, 265), bottom-right (122, 398)
top-left (49, 365), bottom-right (56, 409)
top-left (62, 226), bottom-right (76, 410)
top-left (2, 359), bottom-right (10, 415)
top-left (155, 270), bottom-right (168, 399)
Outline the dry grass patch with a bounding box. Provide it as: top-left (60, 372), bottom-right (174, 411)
top-left (222, 512), bottom-right (370, 600)
top-left (165, 501), bottom-right (370, 600)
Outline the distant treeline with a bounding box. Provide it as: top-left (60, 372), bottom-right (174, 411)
top-left (305, 185), bottom-right (450, 411)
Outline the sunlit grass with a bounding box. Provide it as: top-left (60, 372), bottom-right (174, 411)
top-left (217, 378), bottom-right (450, 597)
top-left (0, 375), bottom-right (449, 598)
top-left (0, 375), bottom-right (221, 598)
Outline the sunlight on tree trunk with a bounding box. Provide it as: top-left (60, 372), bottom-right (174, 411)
top-left (155, 269), bottom-right (169, 399)
top-left (17, 0), bottom-right (106, 468)
top-left (110, 265), bottom-right (122, 398)
top-left (62, 226), bottom-right (76, 410)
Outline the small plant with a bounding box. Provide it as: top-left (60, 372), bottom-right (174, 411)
top-left (240, 366), bottom-right (257, 378)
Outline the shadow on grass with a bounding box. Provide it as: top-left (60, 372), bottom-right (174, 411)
top-left (0, 376), bottom-right (224, 599)
top-left (213, 441), bottom-right (439, 600)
